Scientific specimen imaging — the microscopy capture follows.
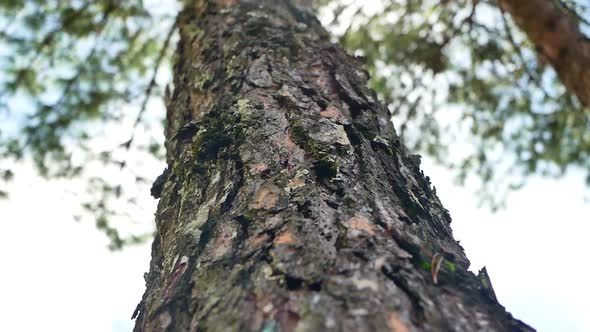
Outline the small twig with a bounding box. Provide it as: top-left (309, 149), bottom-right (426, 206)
top-left (560, 0), bottom-right (590, 27)
top-left (121, 16), bottom-right (179, 155)
top-left (431, 253), bottom-right (444, 284)
top-left (499, 8), bottom-right (545, 88)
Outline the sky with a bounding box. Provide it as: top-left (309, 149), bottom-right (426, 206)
top-left (1, 154), bottom-right (589, 332)
top-left (0, 163), bottom-right (152, 332)
top-left (423, 159), bottom-right (590, 332)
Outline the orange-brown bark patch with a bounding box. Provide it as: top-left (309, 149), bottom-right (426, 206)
top-left (387, 312), bottom-right (409, 332)
top-left (347, 215), bottom-right (376, 235)
top-left (320, 105), bottom-right (342, 119)
top-left (250, 163), bottom-right (269, 175)
top-left (251, 185), bottom-right (279, 210)
top-left (274, 230), bottom-right (296, 245)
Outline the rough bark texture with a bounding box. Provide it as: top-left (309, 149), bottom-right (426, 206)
top-left (500, 0), bottom-right (590, 107)
top-left (133, 1), bottom-right (534, 331)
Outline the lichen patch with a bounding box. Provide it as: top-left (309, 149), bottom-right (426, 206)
top-left (350, 277), bottom-right (379, 292)
top-left (310, 121), bottom-right (351, 146)
top-left (194, 200), bottom-right (214, 228)
top-left (182, 196), bottom-right (216, 243)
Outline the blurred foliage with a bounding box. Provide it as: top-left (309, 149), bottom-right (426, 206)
top-left (322, 0), bottom-right (590, 209)
top-left (0, 0), bottom-right (589, 248)
top-left (0, 0), bottom-right (177, 249)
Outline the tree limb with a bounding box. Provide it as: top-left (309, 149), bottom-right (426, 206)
top-left (499, 0), bottom-right (590, 107)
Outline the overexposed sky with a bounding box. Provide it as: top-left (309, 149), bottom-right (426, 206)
top-left (0, 163), bottom-right (152, 332)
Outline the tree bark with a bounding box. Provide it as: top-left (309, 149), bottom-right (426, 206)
top-left (499, 0), bottom-right (590, 107)
top-left (133, 1), bottom-right (534, 331)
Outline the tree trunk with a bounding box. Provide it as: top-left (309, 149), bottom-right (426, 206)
top-left (499, 0), bottom-right (590, 107)
top-left (133, 1), bottom-right (534, 331)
